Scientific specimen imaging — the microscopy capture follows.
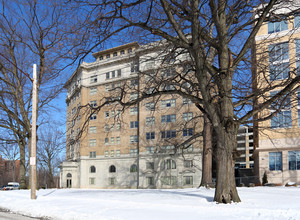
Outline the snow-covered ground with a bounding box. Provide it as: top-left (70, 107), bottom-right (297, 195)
top-left (0, 187), bottom-right (299, 220)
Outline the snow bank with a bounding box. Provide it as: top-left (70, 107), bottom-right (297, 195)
top-left (0, 187), bottom-right (299, 220)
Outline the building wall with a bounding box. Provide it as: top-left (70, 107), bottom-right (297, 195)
top-left (254, 5), bottom-right (300, 185)
top-left (61, 42), bottom-right (203, 189)
top-left (0, 156), bottom-right (20, 186)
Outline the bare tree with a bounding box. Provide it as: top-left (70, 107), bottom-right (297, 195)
top-left (67, 0), bottom-right (300, 203)
top-left (37, 125), bottom-right (65, 188)
top-left (0, 0), bottom-right (87, 189)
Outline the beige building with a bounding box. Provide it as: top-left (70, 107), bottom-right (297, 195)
top-left (253, 2), bottom-right (300, 185)
top-left (59, 42), bottom-right (203, 189)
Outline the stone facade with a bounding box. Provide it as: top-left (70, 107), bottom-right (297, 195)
top-left (60, 42), bottom-right (203, 189)
top-left (253, 2), bottom-right (300, 185)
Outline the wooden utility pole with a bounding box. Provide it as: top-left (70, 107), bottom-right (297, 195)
top-left (30, 64), bottom-right (37, 200)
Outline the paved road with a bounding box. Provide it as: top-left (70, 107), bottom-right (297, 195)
top-left (0, 209), bottom-right (50, 220)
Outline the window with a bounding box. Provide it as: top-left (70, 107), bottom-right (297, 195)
top-left (298, 90), bottom-right (300, 127)
top-left (131, 79), bottom-right (138, 86)
top-left (145, 102), bottom-right (155, 111)
top-left (161, 130), bottom-right (176, 139)
top-left (182, 98), bottom-right (192, 105)
top-left (146, 146), bottom-right (155, 154)
top-left (163, 159), bottom-right (176, 170)
top-left (90, 87), bottom-right (97, 95)
top-left (111, 137), bottom-right (115, 144)
top-left (90, 75), bottom-right (97, 83)
top-left (161, 145), bottom-right (175, 153)
top-left (105, 84), bottom-right (110, 91)
top-left (161, 114), bottom-right (176, 123)
top-left (268, 20), bottom-right (288, 34)
top-left (89, 178), bottom-right (95, 185)
top-left (117, 69), bottom-right (121, 77)
top-left (183, 112), bottom-right (193, 121)
top-left (130, 121), bottom-right (139, 129)
top-left (89, 126), bottom-right (96, 133)
top-left (72, 107), bottom-right (76, 115)
top-left (113, 52), bottom-right (117, 57)
top-left (111, 71), bottom-right (115, 78)
top-left (130, 107), bottom-right (138, 115)
top-left (90, 114), bottom-right (97, 120)
top-left (104, 124), bottom-right (109, 132)
top-left (146, 117), bottom-right (155, 126)
top-left (184, 160), bottom-right (193, 168)
top-left (106, 54), bottom-right (110, 59)
top-left (183, 128), bottom-right (194, 137)
top-left (130, 135), bottom-right (138, 143)
top-left (268, 42), bottom-right (289, 81)
top-left (116, 123), bottom-right (121, 130)
top-left (105, 138), bottom-right (109, 145)
top-left (90, 166), bottom-right (96, 173)
top-left (183, 176), bottom-right (193, 185)
top-left (89, 139), bottom-right (96, 147)
top-left (161, 176), bottom-right (177, 185)
top-left (296, 39), bottom-right (300, 76)
top-left (104, 150), bottom-right (108, 157)
top-left (183, 144), bottom-right (194, 153)
top-left (90, 100), bottom-right (97, 107)
top-left (130, 164), bottom-right (137, 173)
top-left (161, 99), bottom-right (176, 108)
top-left (89, 151), bottom-right (96, 158)
top-left (161, 84), bottom-right (175, 91)
top-left (130, 149), bottom-right (137, 156)
top-left (99, 56), bottom-right (103, 60)
top-left (289, 151), bottom-right (300, 170)
top-left (116, 137), bottom-right (121, 144)
top-left (146, 132), bottom-right (155, 140)
top-left (116, 150), bottom-right (120, 157)
top-left (269, 152), bottom-right (282, 171)
top-left (111, 111), bottom-right (115, 118)
top-left (105, 111), bottom-right (109, 118)
top-left (295, 14), bottom-right (300, 28)
top-left (147, 177), bottom-right (154, 186)
top-left (106, 72), bottom-right (110, 79)
top-left (269, 62), bottom-right (290, 81)
top-left (109, 165), bottom-right (116, 173)
top-left (146, 87), bottom-right (155, 94)
top-left (109, 177), bottom-right (115, 185)
top-left (270, 91), bottom-right (292, 128)
top-left (162, 68), bottom-right (175, 77)
top-left (130, 93), bottom-right (138, 101)
top-left (128, 48), bottom-right (132, 53)
top-left (120, 50), bottom-right (125, 55)
top-left (110, 150), bottom-right (114, 157)
top-left (146, 162), bottom-right (154, 170)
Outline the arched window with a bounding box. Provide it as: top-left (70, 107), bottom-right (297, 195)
top-left (109, 165), bottom-right (116, 173)
top-left (130, 164), bottom-right (137, 173)
top-left (67, 173), bottom-right (72, 178)
top-left (90, 166), bottom-right (96, 173)
top-left (164, 159), bottom-right (176, 170)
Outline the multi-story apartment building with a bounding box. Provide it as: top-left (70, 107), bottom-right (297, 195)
top-left (59, 42), bottom-right (203, 189)
top-left (253, 2), bottom-right (300, 185)
top-left (0, 155), bottom-right (20, 186)
top-left (236, 126), bottom-right (254, 170)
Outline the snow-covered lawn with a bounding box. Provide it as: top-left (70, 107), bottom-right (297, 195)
top-left (0, 187), bottom-right (299, 220)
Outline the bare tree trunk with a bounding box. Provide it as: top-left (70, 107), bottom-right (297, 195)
top-left (200, 115), bottom-right (213, 187)
top-left (48, 163), bottom-right (55, 188)
top-left (214, 129), bottom-right (240, 203)
top-left (19, 142), bottom-right (26, 189)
